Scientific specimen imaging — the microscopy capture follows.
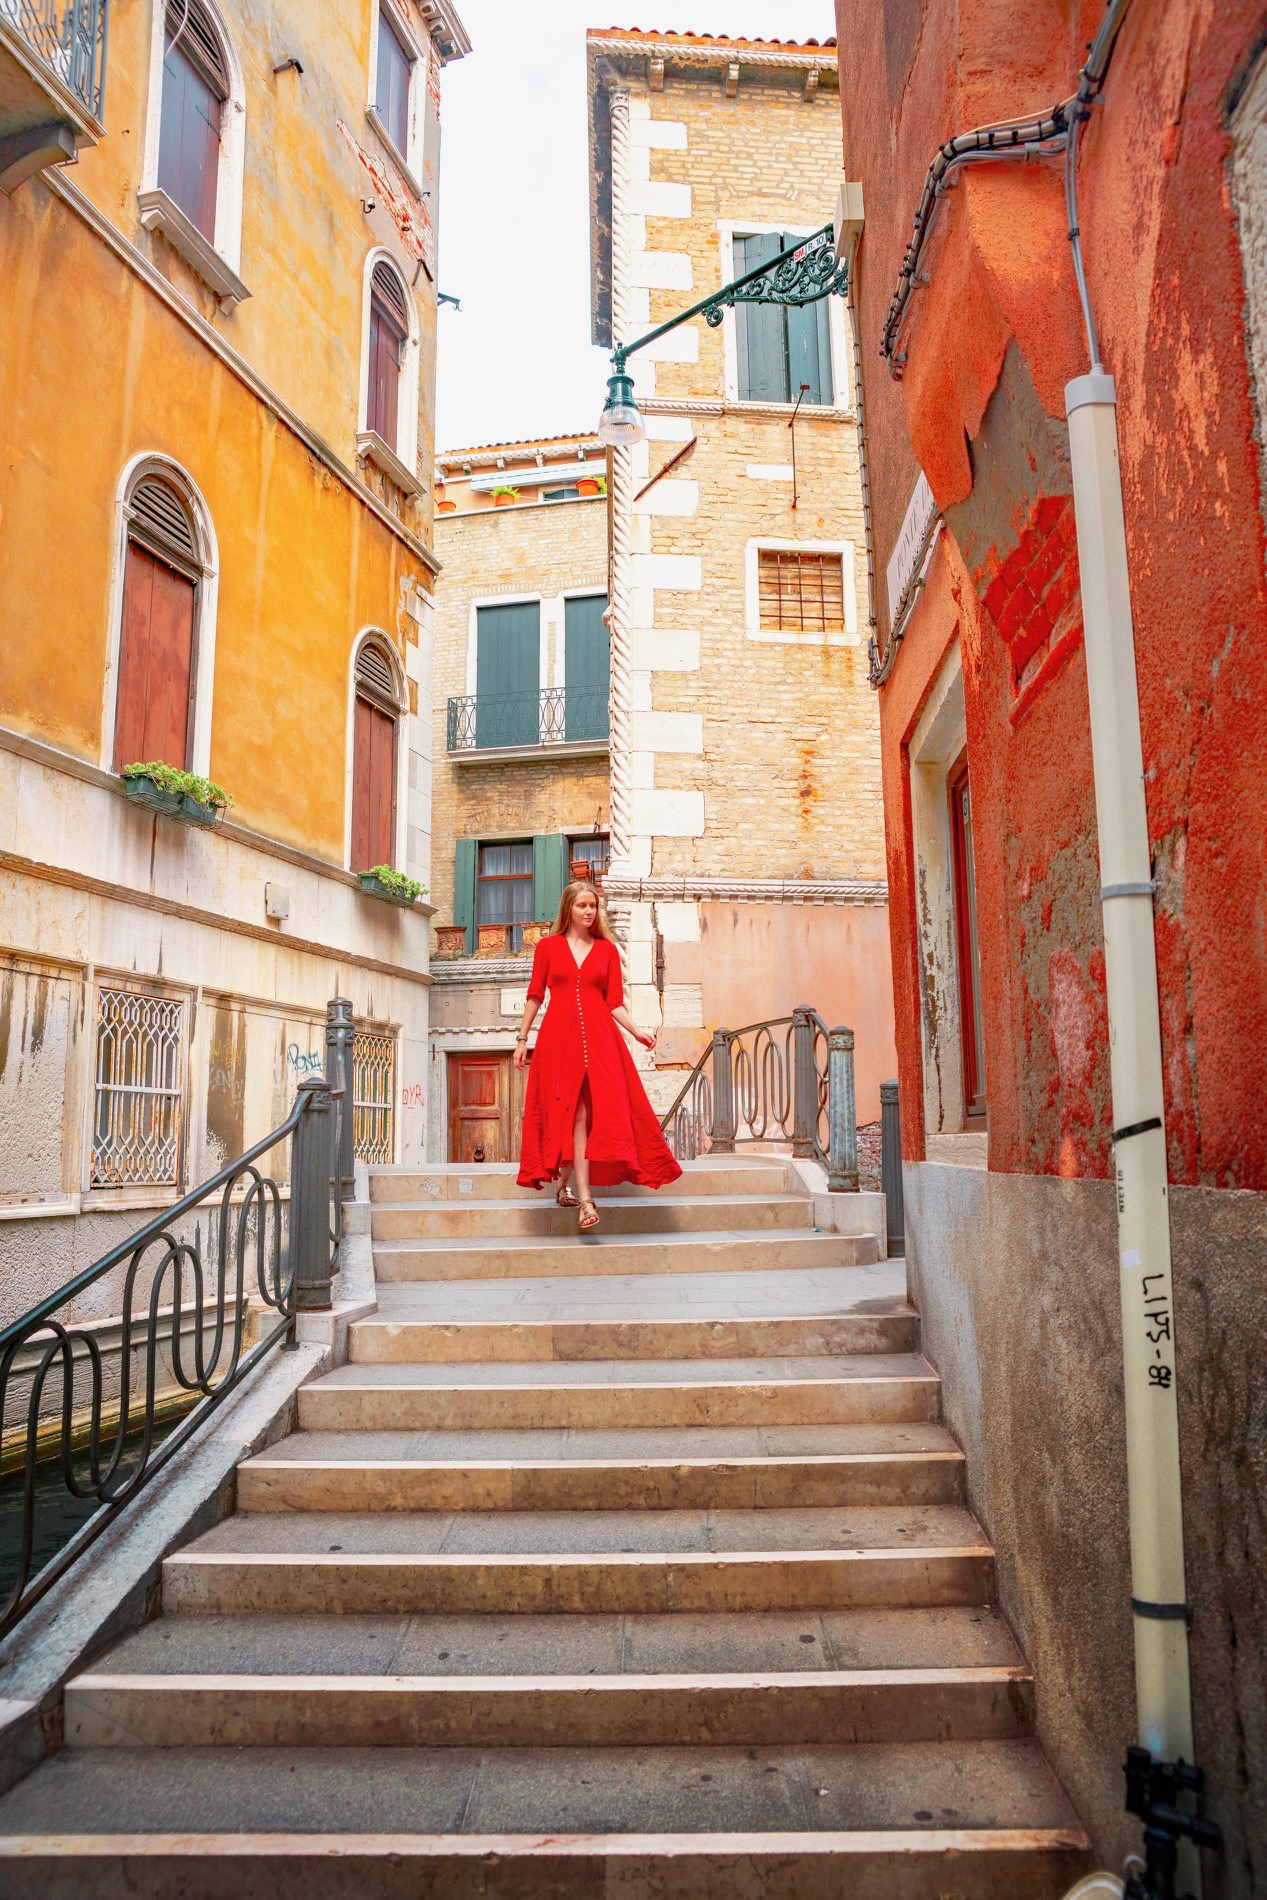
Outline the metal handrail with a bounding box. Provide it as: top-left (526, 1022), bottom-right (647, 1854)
top-left (5, 0), bottom-right (109, 119)
top-left (447, 685), bottom-right (610, 752)
top-left (0, 999), bottom-right (353, 1638)
top-left (659, 1006), bottom-right (858, 1192)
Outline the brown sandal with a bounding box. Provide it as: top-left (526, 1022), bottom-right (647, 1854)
top-left (556, 1182), bottom-right (579, 1208)
top-left (578, 1199), bottom-right (600, 1232)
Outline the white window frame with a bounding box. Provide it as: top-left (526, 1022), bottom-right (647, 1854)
top-left (141, 0), bottom-right (247, 274)
top-left (344, 628), bottom-right (410, 872)
top-left (367, 0), bottom-right (425, 195)
top-left (743, 538), bottom-right (859, 647)
top-left (356, 246), bottom-right (423, 485)
top-left (717, 221), bottom-right (852, 411)
top-left (102, 454), bottom-right (220, 777)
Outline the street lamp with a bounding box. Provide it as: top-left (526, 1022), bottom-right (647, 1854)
top-left (597, 357), bottom-right (645, 446)
top-left (595, 222), bottom-right (849, 445)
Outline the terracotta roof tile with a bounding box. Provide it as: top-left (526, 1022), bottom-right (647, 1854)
top-left (587, 26), bottom-right (837, 53)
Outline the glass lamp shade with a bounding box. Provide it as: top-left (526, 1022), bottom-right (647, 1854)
top-left (597, 370), bottom-right (646, 447)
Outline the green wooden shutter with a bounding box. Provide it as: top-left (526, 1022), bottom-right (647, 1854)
top-left (734, 233), bottom-right (789, 404)
top-left (564, 595), bottom-right (610, 741)
top-left (784, 232), bottom-right (831, 406)
top-left (454, 838), bottom-right (477, 954)
top-left (476, 601), bottom-right (541, 748)
top-left (532, 833), bottom-right (568, 925)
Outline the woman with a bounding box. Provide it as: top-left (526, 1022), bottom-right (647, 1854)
top-left (514, 881), bottom-right (682, 1228)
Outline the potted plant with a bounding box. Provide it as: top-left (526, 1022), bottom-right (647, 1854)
top-left (360, 864), bottom-right (426, 906)
top-left (576, 475), bottom-right (605, 498)
top-left (121, 761), bottom-right (233, 829)
top-left (436, 497), bottom-right (458, 514)
top-left (491, 485), bottom-right (520, 508)
top-left (520, 920), bottom-right (550, 950)
top-left (434, 925), bottom-right (469, 958)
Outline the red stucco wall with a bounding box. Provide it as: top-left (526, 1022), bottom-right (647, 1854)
top-left (837, 0), bottom-right (1267, 1189)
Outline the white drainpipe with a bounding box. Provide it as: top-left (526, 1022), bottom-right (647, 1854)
top-left (1065, 372), bottom-right (1198, 1895)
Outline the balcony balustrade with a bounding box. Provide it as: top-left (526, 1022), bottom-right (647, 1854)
top-left (0, 0), bottom-right (108, 192)
top-left (447, 685), bottom-right (610, 757)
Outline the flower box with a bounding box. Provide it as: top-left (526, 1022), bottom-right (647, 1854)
top-left (576, 477), bottom-right (603, 498)
top-left (359, 870), bottom-right (421, 907)
top-left (476, 924), bottom-right (509, 956)
top-left (434, 926), bottom-right (469, 959)
top-left (520, 921), bottom-right (551, 950)
top-left (122, 769), bottom-right (227, 830)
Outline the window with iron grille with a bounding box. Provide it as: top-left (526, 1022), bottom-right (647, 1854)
top-left (757, 549), bottom-right (846, 635)
top-left (353, 1029), bottom-right (395, 1164)
top-left (91, 989), bottom-right (185, 1188)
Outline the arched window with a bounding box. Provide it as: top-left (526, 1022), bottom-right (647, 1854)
top-left (157, 0), bottom-right (230, 242)
top-left (366, 260), bottom-right (410, 453)
top-left (351, 639), bottom-right (400, 871)
top-left (113, 475), bottom-right (202, 773)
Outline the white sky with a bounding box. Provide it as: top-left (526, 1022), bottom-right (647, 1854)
top-left (433, 2), bottom-right (837, 454)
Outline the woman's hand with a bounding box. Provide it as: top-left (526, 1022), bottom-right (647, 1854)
top-left (513, 1040), bottom-right (530, 1070)
top-left (635, 1028), bottom-right (656, 1052)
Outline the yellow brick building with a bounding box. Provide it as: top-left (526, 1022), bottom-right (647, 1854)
top-left (587, 28), bottom-right (896, 1117)
top-left (0, 0), bottom-right (467, 1306)
top-left (426, 436), bottom-right (610, 1163)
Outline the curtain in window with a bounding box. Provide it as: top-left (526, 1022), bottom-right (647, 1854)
top-left (476, 601), bottom-right (540, 748)
top-left (564, 595), bottom-right (609, 741)
top-left (477, 842), bottom-right (534, 925)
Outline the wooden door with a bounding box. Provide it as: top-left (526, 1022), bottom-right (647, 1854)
top-left (447, 1052), bottom-right (529, 1164)
top-left (113, 541), bottom-right (196, 771)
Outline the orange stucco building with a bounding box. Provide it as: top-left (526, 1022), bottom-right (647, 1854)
top-left (0, 0), bottom-right (468, 1309)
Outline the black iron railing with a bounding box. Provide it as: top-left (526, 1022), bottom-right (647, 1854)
top-left (660, 1007), bottom-right (859, 1192)
top-left (5, 0), bottom-right (109, 119)
top-left (447, 686), bottom-right (610, 753)
top-left (0, 996), bottom-right (354, 1638)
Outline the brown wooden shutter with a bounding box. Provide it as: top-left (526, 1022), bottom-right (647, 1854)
top-left (113, 543), bottom-right (196, 771)
top-left (367, 263), bottom-right (408, 450)
top-left (352, 696), bottom-right (396, 869)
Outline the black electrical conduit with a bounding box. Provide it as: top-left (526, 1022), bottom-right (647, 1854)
top-left (866, 0), bottom-right (1133, 691)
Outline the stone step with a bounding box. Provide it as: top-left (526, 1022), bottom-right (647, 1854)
top-left (0, 1743), bottom-right (1091, 1897)
top-left (87, 1605), bottom-right (1030, 1679)
top-left (296, 1356), bottom-right (941, 1432)
top-left (371, 1194), bottom-right (814, 1241)
top-left (65, 1665), bottom-right (1036, 1749)
top-left (351, 1309), bottom-right (921, 1363)
top-left (237, 1429), bottom-right (965, 1513)
top-left (369, 1158), bottom-right (793, 1203)
top-left (0, 1828), bottom-right (1094, 1899)
top-left (372, 1229), bottom-right (879, 1282)
top-left (162, 1504), bottom-right (993, 1615)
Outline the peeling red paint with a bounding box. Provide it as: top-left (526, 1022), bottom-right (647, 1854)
top-left (336, 118), bottom-right (435, 272)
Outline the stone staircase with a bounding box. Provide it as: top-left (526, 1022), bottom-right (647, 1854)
top-left (0, 1157), bottom-right (1091, 1896)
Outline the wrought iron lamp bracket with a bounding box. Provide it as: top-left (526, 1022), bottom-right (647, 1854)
top-left (611, 223), bottom-right (848, 376)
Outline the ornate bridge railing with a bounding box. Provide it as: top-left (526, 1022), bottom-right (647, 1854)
top-left (0, 996), bottom-right (355, 1639)
top-left (659, 1006), bottom-right (858, 1192)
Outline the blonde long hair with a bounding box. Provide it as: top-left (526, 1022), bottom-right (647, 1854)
top-left (554, 879), bottom-right (613, 941)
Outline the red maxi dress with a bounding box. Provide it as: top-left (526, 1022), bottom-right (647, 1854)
top-left (517, 933), bottom-right (683, 1191)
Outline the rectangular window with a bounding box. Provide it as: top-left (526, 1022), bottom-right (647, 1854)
top-left (477, 842), bottom-right (534, 929)
top-left (375, 7), bottom-right (413, 157)
top-left (91, 988), bottom-right (184, 1188)
top-left (542, 486), bottom-right (579, 501)
top-left (352, 1028), bottom-right (395, 1164)
top-left (758, 549), bottom-right (845, 635)
top-left (476, 600), bottom-right (540, 748)
top-left (568, 834), bottom-right (611, 884)
top-left (158, 37), bottom-right (222, 241)
top-left (949, 758), bottom-right (987, 1121)
top-left (367, 297), bottom-right (405, 451)
top-left (563, 594), bottom-right (609, 742)
top-left (733, 232), bottom-right (832, 406)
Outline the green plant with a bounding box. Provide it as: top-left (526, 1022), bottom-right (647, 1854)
top-left (594, 475), bottom-right (607, 495)
top-left (366, 864), bottom-right (425, 902)
top-left (490, 485), bottom-right (520, 501)
top-left (122, 762), bottom-right (233, 808)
